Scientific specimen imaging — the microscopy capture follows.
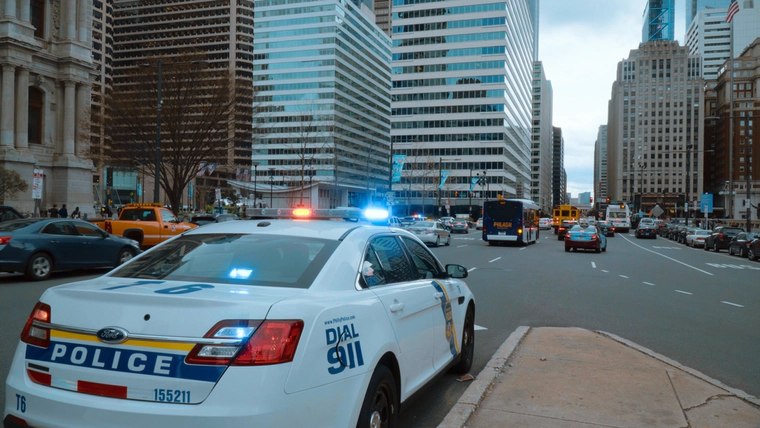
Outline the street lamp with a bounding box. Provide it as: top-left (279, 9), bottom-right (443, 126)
top-left (269, 168), bottom-right (275, 208)
top-left (252, 161), bottom-right (259, 208)
top-left (437, 157), bottom-right (461, 216)
top-left (638, 162), bottom-right (647, 213)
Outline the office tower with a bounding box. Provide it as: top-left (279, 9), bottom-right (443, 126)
top-left (578, 192), bottom-right (591, 205)
top-left (527, 0), bottom-right (540, 60)
top-left (531, 62), bottom-right (553, 213)
top-left (374, 0), bottom-right (392, 36)
top-left (685, 7), bottom-right (731, 80)
top-left (112, 0), bottom-right (255, 205)
top-left (0, 0), bottom-right (95, 216)
top-left (642, 0), bottom-right (675, 42)
top-left (594, 125), bottom-right (608, 206)
top-left (391, 0), bottom-right (534, 217)
top-left (553, 127), bottom-right (565, 206)
top-left (254, 0), bottom-right (392, 209)
top-left (704, 39), bottom-right (759, 221)
top-left (607, 40), bottom-right (705, 215)
top-left (685, 0), bottom-right (730, 29)
top-left (91, 0), bottom-right (115, 207)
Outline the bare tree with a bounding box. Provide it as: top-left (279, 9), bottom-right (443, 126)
top-left (0, 168), bottom-right (29, 203)
top-left (107, 53), bottom-right (234, 214)
top-left (399, 144), bottom-right (437, 217)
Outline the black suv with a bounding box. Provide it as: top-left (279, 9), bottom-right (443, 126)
top-left (704, 226), bottom-right (745, 252)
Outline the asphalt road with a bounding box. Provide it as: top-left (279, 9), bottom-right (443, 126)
top-left (1, 231), bottom-right (757, 426)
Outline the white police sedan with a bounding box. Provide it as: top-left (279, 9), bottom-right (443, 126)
top-left (4, 208), bottom-right (475, 428)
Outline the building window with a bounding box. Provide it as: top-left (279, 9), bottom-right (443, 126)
top-left (28, 87), bottom-right (43, 144)
top-left (31, 0), bottom-right (44, 38)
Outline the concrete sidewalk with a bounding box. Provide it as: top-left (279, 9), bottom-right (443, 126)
top-left (440, 327), bottom-right (760, 428)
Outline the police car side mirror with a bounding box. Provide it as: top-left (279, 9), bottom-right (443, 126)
top-left (446, 264), bottom-right (468, 279)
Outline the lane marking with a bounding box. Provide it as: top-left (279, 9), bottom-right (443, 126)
top-left (520, 247), bottom-right (527, 251)
top-left (467, 267), bottom-right (477, 272)
top-left (643, 282), bottom-right (655, 286)
top-left (457, 245), bottom-right (468, 248)
top-left (591, 262), bottom-right (596, 268)
top-left (621, 235), bottom-right (714, 276)
top-left (488, 257), bottom-right (501, 263)
top-left (601, 269), bottom-right (609, 273)
top-left (474, 325), bottom-right (488, 331)
top-left (675, 290), bottom-right (693, 295)
top-left (721, 301), bottom-right (744, 308)
top-left (619, 275), bottom-right (629, 279)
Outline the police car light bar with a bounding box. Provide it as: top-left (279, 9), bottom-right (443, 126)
top-left (247, 207), bottom-right (366, 220)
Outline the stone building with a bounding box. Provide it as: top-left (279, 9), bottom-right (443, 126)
top-left (0, 0), bottom-right (96, 216)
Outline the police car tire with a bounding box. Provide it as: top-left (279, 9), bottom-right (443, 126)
top-left (446, 235), bottom-right (451, 246)
top-left (357, 365), bottom-right (398, 428)
top-left (451, 306), bottom-right (475, 374)
top-left (26, 252), bottom-right (52, 281)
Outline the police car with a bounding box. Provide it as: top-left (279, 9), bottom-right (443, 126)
top-left (4, 208), bottom-right (475, 427)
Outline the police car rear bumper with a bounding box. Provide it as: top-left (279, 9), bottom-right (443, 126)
top-left (4, 343), bottom-right (368, 427)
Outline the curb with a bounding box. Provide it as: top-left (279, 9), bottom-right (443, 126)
top-left (596, 330), bottom-right (760, 408)
top-left (437, 326), bottom-right (530, 428)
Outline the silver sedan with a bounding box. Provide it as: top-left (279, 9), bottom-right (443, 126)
top-left (406, 221), bottom-right (451, 246)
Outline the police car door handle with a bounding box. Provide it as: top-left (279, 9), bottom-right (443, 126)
top-left (389, 302), bottom-right (405, 312)
top-left (433, 292), bottom-right (443, 299)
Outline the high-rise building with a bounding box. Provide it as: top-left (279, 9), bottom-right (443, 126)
top-left (374, 0), bottom-right (392, 36)
top-left (531, 62), bottom-right (553, 213)
top-left (0, 0), bottom-right (96, 216)
top-left (685, 0), bottom-right (731, 29)
top-left (254, 0), bottom-right (392, 209)
top-left (607, 40), bottom-right (705, 215)
top-left (642, 0), bottom-right (675, 42)
top-left (527, 0), bottom-right (540, 61)
top-left (552, 127), bottom-right (565, 206)
top-left (391, 0), bottom-right (534, 217)
top-left (578, 191), bottom-right (591, 205)
top-left (685, 7), bottom-right (731, 80)
top-left (727, 2), bottom-right (760, 57)
top-left (112, 0), bottom-right (255, 206)
top-left (594, 125), bottom-right (608, 205)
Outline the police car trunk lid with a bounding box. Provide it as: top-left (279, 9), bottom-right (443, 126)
top-left (23, 278), bottom-right (301, 404)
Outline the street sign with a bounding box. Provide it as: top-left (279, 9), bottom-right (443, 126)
top-left (32, 169), bottom-right (43, 200)
top-left (700, 193), bottom-right (713, 213)
top-left (651, 205), bottom-right (664, 217)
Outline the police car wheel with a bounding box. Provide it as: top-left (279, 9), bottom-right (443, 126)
top-left (446, 235), bottom-right (451, 246)
top-left (117, 248), bottom-right (135, 265)
top-left (26, 252), bottom-right (52, 281)
top-left (357, 365), bottom-right (398, 428)
top-left (451, 305), bottom-right (475, 374)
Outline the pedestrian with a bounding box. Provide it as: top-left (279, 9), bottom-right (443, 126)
top-left (48, 204), bottom-right (59, 218)
top-left (58, 204), bottom-right (68, 218)
top-left (71, 206), bottom-right (81, 219)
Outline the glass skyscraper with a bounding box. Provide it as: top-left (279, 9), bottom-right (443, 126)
top-left (390, 0), bottom-right (534, 216)
top-left (642, 0), bottom-right (675, 42)
top-left (253, 0), bottom-right (392, 209)
top-left (685, 0), bottom-right (730, 28)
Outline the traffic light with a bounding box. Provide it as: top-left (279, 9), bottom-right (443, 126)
top-left (590, 197), bottom-right (593, 203)
top-left (605, 197), bottom-right (610, 204)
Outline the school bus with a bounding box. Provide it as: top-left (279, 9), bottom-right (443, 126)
top-left (551, 204), bottom-right (580, 233)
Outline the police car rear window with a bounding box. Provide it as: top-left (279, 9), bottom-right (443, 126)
top-left (111, 234), bottom-right (338, 288)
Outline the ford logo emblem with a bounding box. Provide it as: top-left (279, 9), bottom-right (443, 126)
top-left (96, 327), bottom-right (129, 344)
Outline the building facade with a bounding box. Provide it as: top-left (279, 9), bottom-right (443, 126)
top-left (685, 7), bottom-right (731, 81)
top-left (390, 0), bottom-right (534, 217)
top-left (531, 61), bottom-right (553, 213)
top-left (642, 0), bottom-right (675, 42)
top-left (594, 124), bottom-right (608, 205)
top-left (552, 126), bottom-right (565, 206)
top-left (253, 0), bottom-right (392, 209)
top-left (0, 0), bottom-right (96, 216)
top-left (685, 0), bottom-right (731, 29)
top-left (607, 40), bottom-right (705, 216)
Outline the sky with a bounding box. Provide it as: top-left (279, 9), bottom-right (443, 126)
top-left (538, 0), bottom-right (686, 199)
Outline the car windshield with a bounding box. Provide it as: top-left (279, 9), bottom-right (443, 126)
top-left (695, 230), bottom-right (711, 236)
top-left (111, 234), bottom-right (339, 288)
top-left (413, 222), bottom-right (436, 228)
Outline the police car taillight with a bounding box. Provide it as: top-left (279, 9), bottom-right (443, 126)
top-left (186, 319), bottom-right (303, 366)
top-left (21, 302), bottom-right (51, 348)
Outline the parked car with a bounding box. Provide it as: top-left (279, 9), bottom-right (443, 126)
top-left (597, 220), bottom-right (615, 237)
top-left (564, 224), bottom-right (607, 253)
top-left (748, 237), bottom-right (760, 261)
top-left (704, 226), bottom-right (745, 252)
top-left (406, 221), bottom-right (451, 246)
top-left (450, 219), bottom-right (469, 234)
top-left (685, 229), bottom-right (711, 248)
top-left (677, 227), bottom-right (698, 244)
top-left (728, 232), bottom-right (759, 257)
top-left (557, 220), bottom-right (577, 241)
top-left (0, 218), bottom-right (140, 280)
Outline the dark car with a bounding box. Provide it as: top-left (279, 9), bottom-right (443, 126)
top-left (557, 220), bottom-right (577, 240)
top-left (748, 237), bottom-right (760, 261)
top-left (0, 206), bottom-right (24, 222)
top-left (635, 223), bottom-right (657, 239)
top-left (677, 227), bottom-right (697, 244)
top-left (0, 218), bottom-right (140, 280)
top-left (450, 219), bottom-right (469, 234)
top-left (704, 226), bottom-right (745, 252)
top-left (728, 232), bottom-right (759, 258)
top-left (597, 220), bottom-right (615, 237)
top-left (189, 215), bottom-right (218, 226)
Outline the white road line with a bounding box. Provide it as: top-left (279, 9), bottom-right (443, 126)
top-left (721, 301), bottom-right (744, 308)
top-left (520, 247), bottom-right (527, 250)
top-left (488, 257), bottom-right (501, 263)
top-left (601, 269), bottom-right (609, 273)
top-left (675, 290), bottom-right (693, 295)
top-left (457, 245), bottom-right (468, 248)
top-left (467, 267), bottom-right (477, 272)
top-left (621, 235), bottom-right (714, 276)
top-left (591, 262), bottom-right (596, 268)
top-left (474, 325), bottom-right (488, 331)
top-left (643, 282), bottom-right (655, 286)
top-left (619, 275), bottom-right (629, 279)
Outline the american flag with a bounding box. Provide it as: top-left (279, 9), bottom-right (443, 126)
top-left (725, 0), bottom-right (739, 23)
